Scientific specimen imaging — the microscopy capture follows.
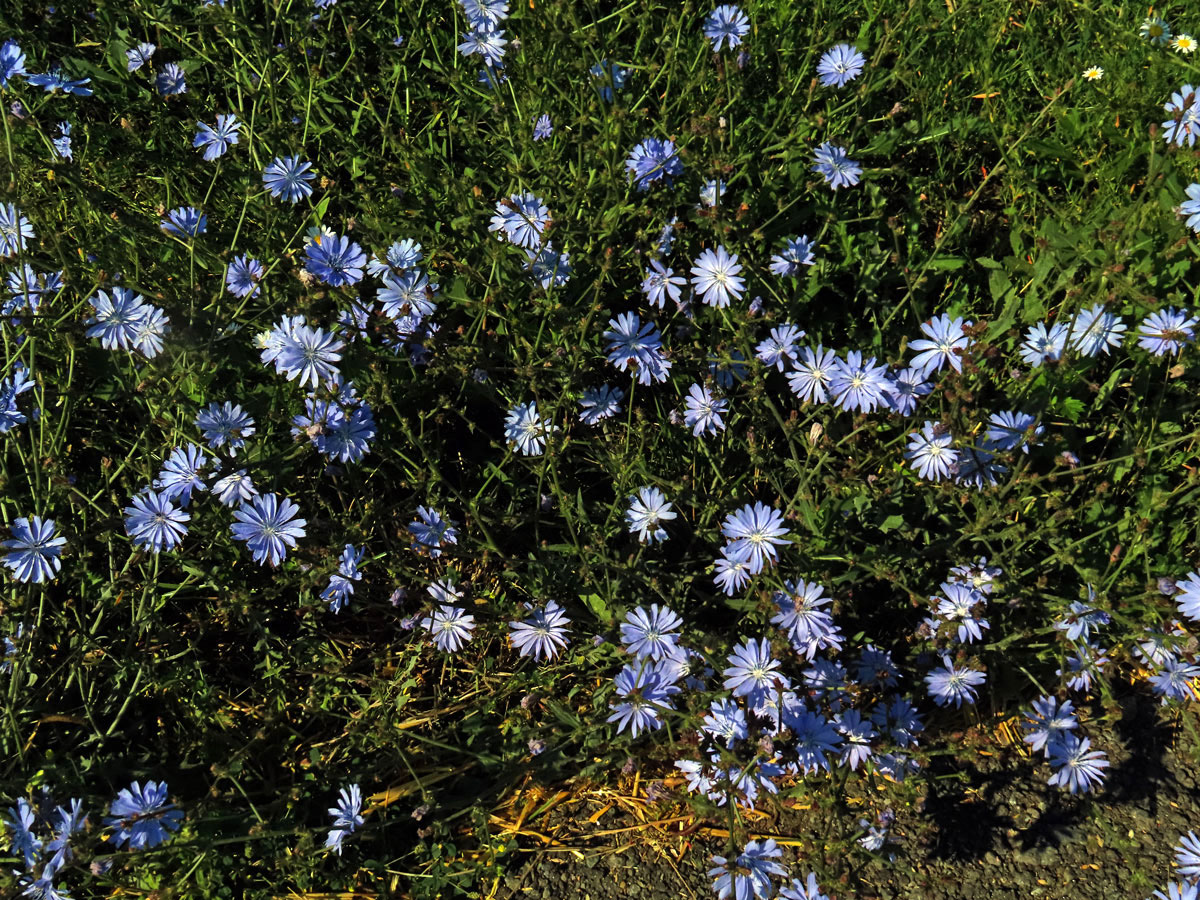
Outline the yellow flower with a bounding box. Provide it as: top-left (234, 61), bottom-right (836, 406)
top-left (1172, 34), bottom-right (1198, 54)
top-left (1082, 66), bottom-right (1104, 81)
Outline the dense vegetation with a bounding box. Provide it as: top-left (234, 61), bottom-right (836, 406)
top-left (2, 1), bottom-right (1200, 897)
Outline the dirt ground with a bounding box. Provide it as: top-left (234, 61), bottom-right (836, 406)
top-left (496, 692), bottom-right (1200, 900)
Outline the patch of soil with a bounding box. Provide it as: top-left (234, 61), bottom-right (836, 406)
top-left (498, 695), bottom-right (1200, 900)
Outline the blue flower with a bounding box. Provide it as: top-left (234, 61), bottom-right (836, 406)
top-left (525, 243), bottom-right (571, 289)
top-left (336, 544), bottom-right (363, 581)
top-left (606, 663), bottom-right (677, 736)
top-left (26, 66), bottom-right (93, 95)
top-left (721, 502), bottom-right (789, 574)
top-left (489, 193), bottom-right (550, 249)
top-left (578, 385), bottom-right (624, 424)
top-left (154, 444), bottom-right (208, 506)
top-left (905, 421), bottom-right (957, 481)
top-left (870, 696), bottom-right (924, 748)
top-left (702, 4), bottom-right (750, 52)
top-left (830, 350), bottom-right (890, 413)
top-left (324, 784), bottom-right (364, 855)
top-left (408, 506), bottom-right (458, 557)
top-left (854, 645), bottom-right (900, 690)
top-left (1137, 307), bottom-right (1197, 355)
top-left (379, 268), bottom-right (437, 319)
top-left (104, 781), bottom-right (182, 850)
top-left (625, 137), bottom-right (684, 191)
top-left (684, 383), bottom-right (727, 437)
top-left (723, 637), bottom-right (787, 705)
top-left (769, 236), bottom-right (816, 277)
top-left (460, 0), bottom-right (509, 28)
top-left (0, 40), bottom-right (27, 87)
top-left (780, 873), bottom-right (830, 900)
top-left (533, 114), bottom-right (552, 140)
top-left (1153, 883), bottom-right (1200, 900)
top-left (124, 491), bottom-right (190, 553)
top-left (231, 493), bottom-right (307, 566)
top-left (86, 288), bottom-right (150, 350)
top-left (1057, 641), bottom-right (1109, 692)
top-left (369, 239), bottom-right (423, 277)
top-left (909, 313), bottom-right (972, 375)
top-left (1183, 183), bottom-right (1200, 233)
top-left (770, 580), bottom-right (835, 656)
top-left (421, 604), bottom-right (476, 652)
top-left (193, 114), bottom-right (241, 161)
top-left (1176, 571), bottom-right (1200, 621)
top-left (1019, 321), bottom-right (1068, 367)
top-left (1021, 695), bottom-right (1077, 756)
top-left (225, 255), bottom-right (263, 299)
top-left (1149, 657), bottom-right (1200, 703)
top-left (1069, 303), bottom-right (1126, 356)
top-left (1175, 831), bottom-right (1200, 880)
top-left (212, 469), bottom-right (258, 507)
top-left (5, 265), bottom-right (61, 315)
top-left (1046, 734), bottom-right (1108, 793)
top-left (924, 657), bottom-right (985, 707)
top-left (0, 204), bottom-right (35, 258)
top-left (755, 324), bottom-right (805, 371)
top-left (702, 698), bottom-right (749, 747)
top-left (305, 234), bottom-right (366, 286)
top-left (3, 516), bottom-right (65, 584)
top-left (196, 402), bottom-right (255, 455)
top-left (509, 601), bottom-right (571, 661)
top-left (817, 43), bottom-right (866, 88)
top-left (477, 64), bottom-right (507, 90)
top-left (603, 312), bottom-right (672, 384)
top-left (641, 260), bottom-right (685, 309)
top-left (1162, 86), bottom-right (1200, 147)
top-left (625, 487), bottom-right (677, 544)
top-left (132, 305), bottom-right (170, 358)
top-left (655, 217), bottom-right (678, 256)
top-left (985, 410), bottom-right (1042, 453)
top-left (690, 245), bottom-right (744, 308)
top-left (699, 178), bottom-right (726, 207)
top-left (322, 569), bottom-right (356, 614)
top-left (620, 604), bottom-right (682, 660)
top-left (272, 322), bottom-right (344, 388)
top-left (953, 445), bottom-right (1007, 488)
top-left (47, 798), bottom-right (87, 866)
top-left (885, 367), bottom-right (932, 415)
top-left (812, 142), bottom-right (861, 190)
top-left (126, 42), bottom-right (155, 72)
top-left (787, 345), bottom-right (837, 403)
top-left (161, 206), bottom-right (206, 238)
top-left (262, 156), bottom-right (315, 204)
top-left (589, 59), bottom-right (626, 101)
top-left (935, 583), bottom-right (990, 644)
top-left (835, 710), bottom-right (877, 770)
top-left (504, 401), bottom-right (554, 456)
top-left (707, 839), bottom-right (786, 900)
top-left (4, 798), bottom-right (41, 869)
top-left (155, 62), bottom-right (187, 95)
top-left (713, 543), bottom-right (754, 595)
top-left (457, 25), bottom-right (507, 66)
top-left (788, 708), bottom-right (844, 774)
top-left (52, 120), bottom-right (72, 161)
top-left (0, 365), bottom-right (34, 434)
